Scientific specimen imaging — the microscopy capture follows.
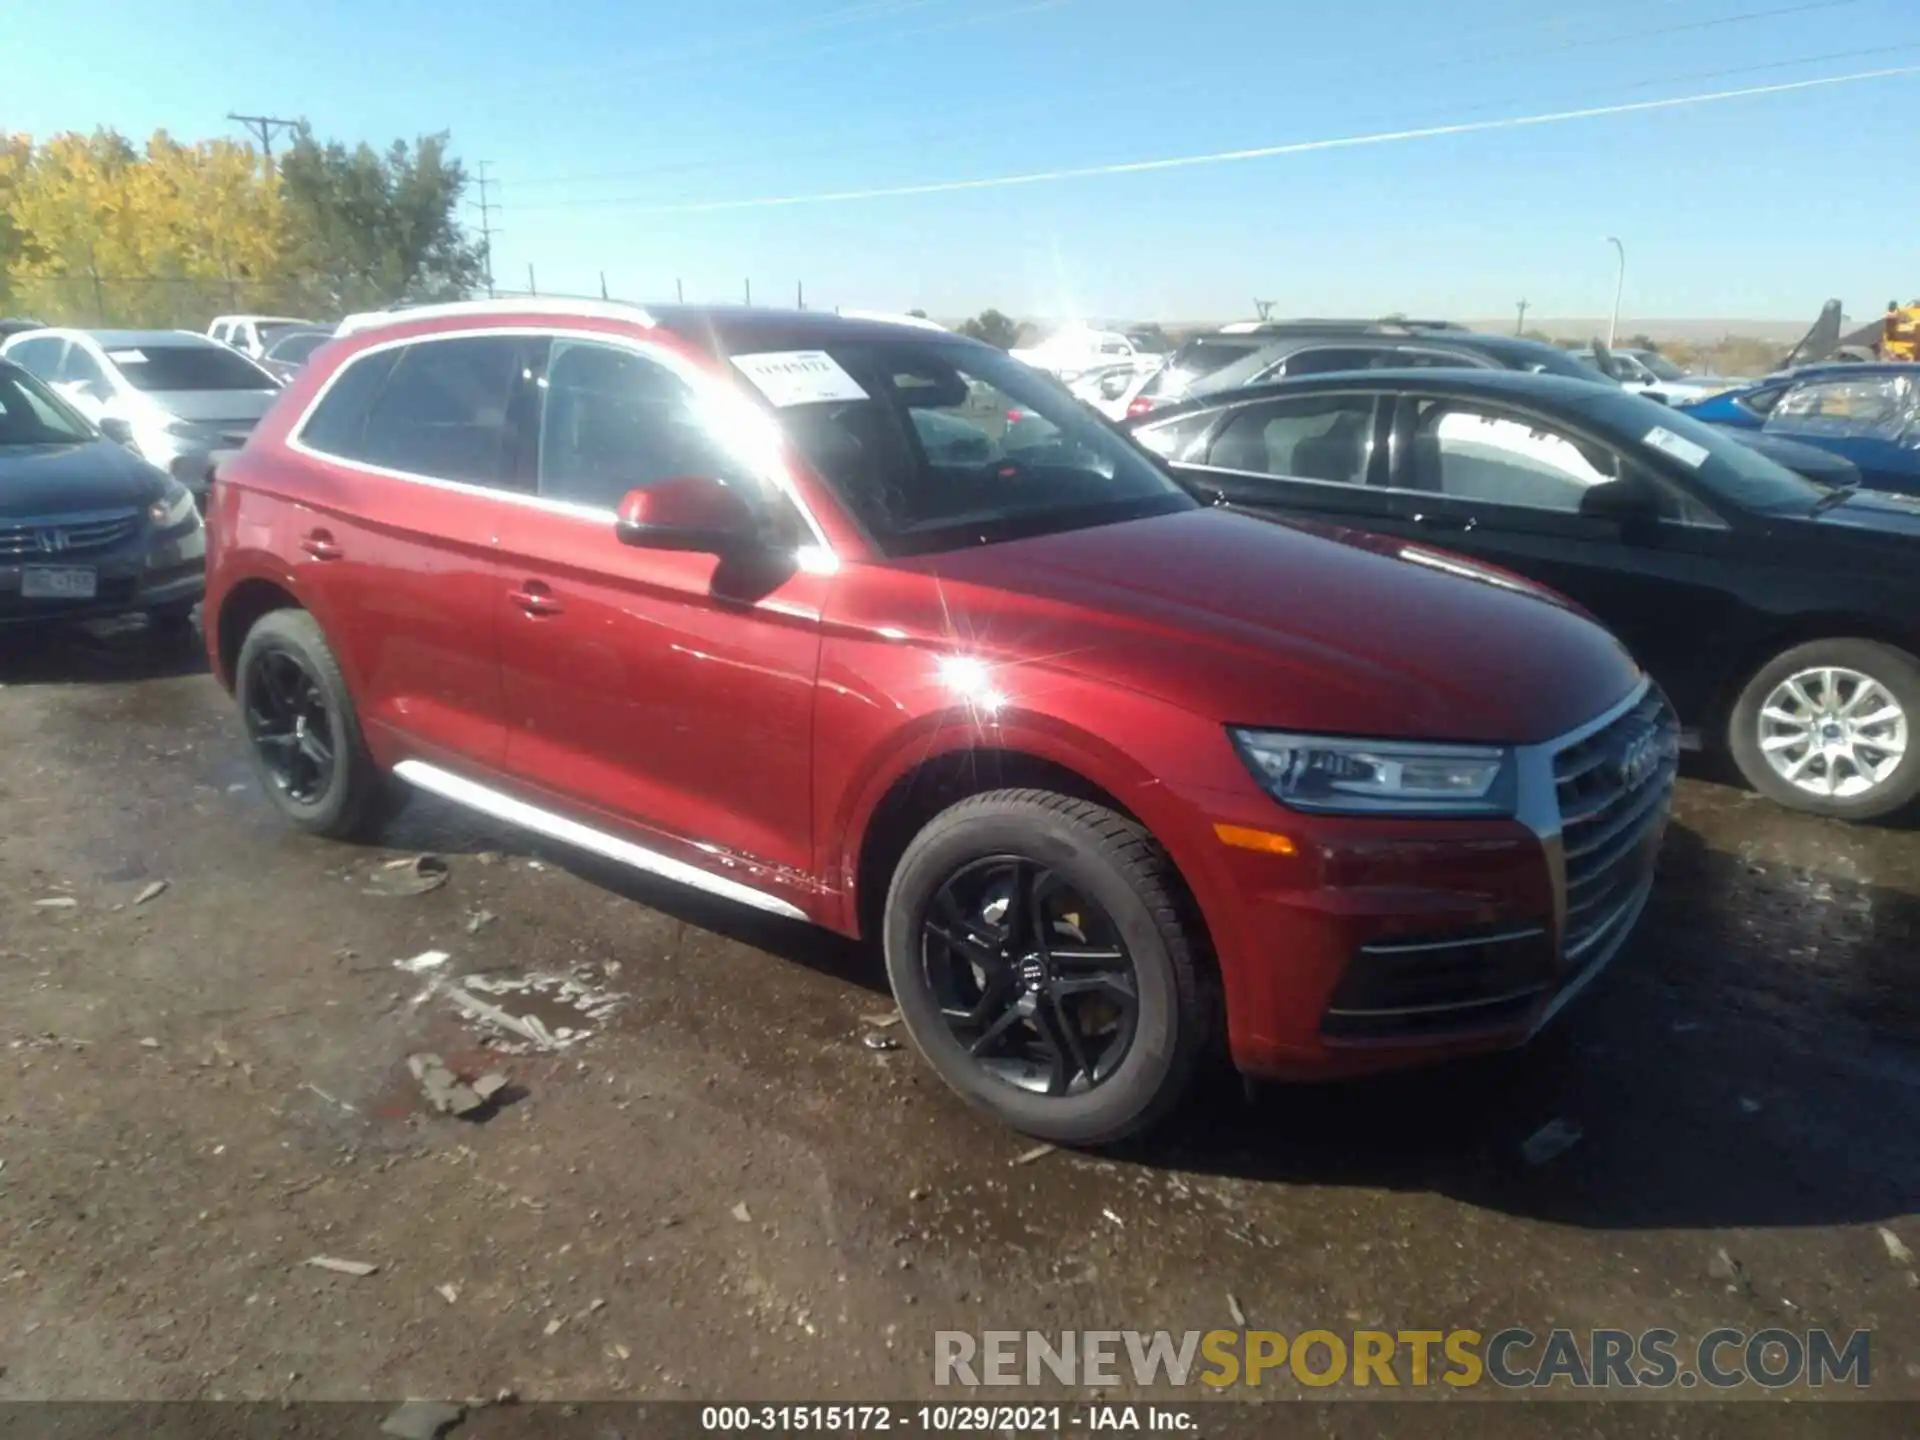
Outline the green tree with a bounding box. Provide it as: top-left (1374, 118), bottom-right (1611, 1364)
top-left (277, 125), bottom-right (483, 314)
top-left (958, 308), bottom-right (1019, 349)
top-left (907, 308), bottom-right (928, 319)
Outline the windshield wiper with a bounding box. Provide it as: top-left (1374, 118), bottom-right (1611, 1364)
top-left (1809, 482), bottom-right (1860, 515)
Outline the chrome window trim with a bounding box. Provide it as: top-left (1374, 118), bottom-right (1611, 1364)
top-left (284, 324), bottom-right (838, 564)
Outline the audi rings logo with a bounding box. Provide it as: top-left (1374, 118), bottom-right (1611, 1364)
top-left (1616, 727), bottom-right (1663, 792)
top-left (35, 528), bottom-right (70, 554)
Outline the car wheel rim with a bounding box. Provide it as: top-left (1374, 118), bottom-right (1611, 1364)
top-left (920, 855), bottom-right (1140, 1098)
top-left (1757, 665), bottom-right (1908, 799)
top-left (244, 648), bottom-right (336, 805)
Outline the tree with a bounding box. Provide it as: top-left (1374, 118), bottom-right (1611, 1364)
top-left (958, 308), bottom-right (1019, 349)
top-left (1625, 333), bottom-right (1660, 353)
top-left (277, 125), bottom-right (483, 314)
top-left (907, 308), bottom-right (928, 319)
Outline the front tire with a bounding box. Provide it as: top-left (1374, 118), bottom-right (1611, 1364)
top-left (235, 608), bottom-right (395, 840)
top-left (882, 789), bottom-right (1212, 1146)
top-left (1727, 638), bottom-right (1920, 820)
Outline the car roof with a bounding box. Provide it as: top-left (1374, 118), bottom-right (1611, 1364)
top-left (73, 328), bottom-right (224, 348)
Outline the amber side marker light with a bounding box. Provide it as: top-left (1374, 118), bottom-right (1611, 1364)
top-left (1213, 823), bottom-right (1297, 856)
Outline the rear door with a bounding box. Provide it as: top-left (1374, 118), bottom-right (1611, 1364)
top-left (1372, 395), bottom-right (1748, 723)
top-left (285, 332), bottom-right (546, 770)
top-left (1151, 390), bottom-right (1397, 528)
top-left (494, 333), bottom-right (825, 892)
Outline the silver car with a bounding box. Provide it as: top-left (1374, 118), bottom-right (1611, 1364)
top-left (0, 328), bottom-right (282, 500)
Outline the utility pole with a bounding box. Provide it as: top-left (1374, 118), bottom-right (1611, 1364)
top-left (1253, 298), bottom-right (1277, 321)
top-left (599, 271), bottom-right (609, 300)
top-left (1515, 299), bottom-right (1529, 336)
top-left (227, 113), bottom-right (298, 161)
top-left (527, 263), bottom-right (536, 296)
top-left (796, 279), bottom-right (804, 311)
top-left (676, 278), bottom-right (684, 303)
top-left (744, 277), bottom-right (752, 306)
top-left (1606, 237), bottom-right (1626, 348)
top-left (471, 161), bottom-right (500, 299)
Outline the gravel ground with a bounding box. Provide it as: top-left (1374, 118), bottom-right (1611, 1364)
top-left (0, 618), bottom-right (1914, 1435)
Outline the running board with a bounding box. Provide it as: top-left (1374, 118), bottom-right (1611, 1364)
top-left (392, 760), bottom-right (808, 921)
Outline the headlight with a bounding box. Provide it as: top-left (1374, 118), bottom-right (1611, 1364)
top-left (147, 481), bottom-right (198, 529)
top-left (1229, 729), bottom-right (1516, 817)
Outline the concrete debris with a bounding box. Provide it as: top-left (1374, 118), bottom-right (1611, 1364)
top-left (407, 1053), bottom-right (486, 1117)
top-left (909, 1187), bottom-right (929, 1202)
top-left (861, 1032), bottom-right (900, 1051)
top-left (589, 1297), bottom-right (606, 1312)
top-left (475, 851), bottom-right (503, 866)
top-left (464, 909), bottom-right (497, 934)
top-left (366, 854), bottom-right (450, 898)
top-left (133, 880), bottom-right (169, 905)
top-left (436, 1283), bottom-right (460, 1305)
top-left (1010, 1144), bottom-right (1057, 1167)
top-left (1880, 1227), bottom-right (1914, 1265)
top-left (1707, 1248), bottom-right (1744, 1284)
top-left (731, 1202), bottom-right (753, 1223)
top-left (471, 1073), bottom-right (510, 1102)
top-left (305, 1255), bottom-right (378, 1277)
top-left (32, 897), bottom-right (77, 909)
top-left (609, 1342), bottom-right (632, 1361)
top-left (379, 1400), bottom-right (466, 1440)
top-left (395, 950), bottom-right (450, 975)
top-left (1102, 1207), bottom-right (1125, 1229)
top-left (860, 1012), bottom-right (903, 1029)
top-left (138, 1037), bottom-right (161, 1049)
top-left (1520, 1118), bottom-right (1583, 1166)
top-left (1227, 1293), bottom-right (1247, 1328)
top-left (543, 1316), bottom-right (566, 1337)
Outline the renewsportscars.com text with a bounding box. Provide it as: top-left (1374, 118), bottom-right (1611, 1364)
top-left (935, 1327), bottom-right (1872, 1391)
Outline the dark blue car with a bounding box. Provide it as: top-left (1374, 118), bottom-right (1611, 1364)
top-left (1677, 362), bottom-right (1920, 495)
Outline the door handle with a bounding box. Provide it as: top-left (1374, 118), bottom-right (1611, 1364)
top-left (508, 582), bottom-right (565, 617)
top-left (299, 529), bottom-right (343, 561)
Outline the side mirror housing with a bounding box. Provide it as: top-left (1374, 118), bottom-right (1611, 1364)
top-left (99, 416), bottom-right (135, 446)
top-left (1579, 474), bottom-right (1662, 525)
top-left (615, 475), bottom-right (760, 555)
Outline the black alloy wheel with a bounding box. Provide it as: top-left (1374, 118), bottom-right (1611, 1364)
top-left (245, 647), bottom-right (337, 804)
top-left (922, 855), bottom-right (1140, 1096)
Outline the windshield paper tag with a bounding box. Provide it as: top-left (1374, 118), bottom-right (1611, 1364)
top-left (106, 349), bottom-right (148, 363)
top-left (731, 351), bottom-right (869, 407)
top-left (1644, 425), bottom-right (1709, 469)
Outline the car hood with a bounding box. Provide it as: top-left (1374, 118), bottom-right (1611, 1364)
top-left (0, 438), bottom-right (167, 517)
top-left (1782, 487), bottom-right (1920, 540)
top-left (899, 506), bottom-right (1642, 745)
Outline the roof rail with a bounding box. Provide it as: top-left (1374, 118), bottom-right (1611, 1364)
top-left (337, 296), bottom-right (657, 336)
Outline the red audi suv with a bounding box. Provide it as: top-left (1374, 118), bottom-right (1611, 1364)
top-left (204, 301), bottom-right (1677, 1144)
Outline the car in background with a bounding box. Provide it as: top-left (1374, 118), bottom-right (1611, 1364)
top-left (206, 298), bottom-right (1670, 1145)
top-left (208, 314), bottom-right (324, 361)
top-left (0, 357), bottom-right (205, 630)
top-left (1122, 320), bottom-right (1609, 421)
top-left (257, 325), bottom-right (337, 383)
top-left (0, 328), bottom-right (282, 502)
top-left (0, 317), bottom-right (49, 340)
top-left (1676, 363), bottom-right (1919, 496)
top-left (1011, 325), bottom-right (1165, 383)
top-left (1128, 369), bottom-right (1920, 821)
top-left (1571, 345), bottom-right (1746, 405)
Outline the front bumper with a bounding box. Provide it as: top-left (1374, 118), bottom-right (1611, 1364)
top-left (0, 520), bottom-right (206, 628)
top-left (1187, 679), bottom-right (1677, 1081)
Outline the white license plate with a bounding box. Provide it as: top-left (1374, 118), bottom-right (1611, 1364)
top-left (21, 566), bottom-right (98, 599)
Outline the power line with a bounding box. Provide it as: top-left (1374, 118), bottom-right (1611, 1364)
top-left (470, 161), bottom-right (501, 300)
top-left (527, 63), bottom-right (1917, 215)
top-left (226, 113), bottom-right (299, 160)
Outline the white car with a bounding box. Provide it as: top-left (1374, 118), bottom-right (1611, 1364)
top-left (1012, 325), bottom-right (1166, 384)
top-left (1574, 347), bottom-right (1746, 406)
top-left (0, 328), bottom-right (282, 498)
top-left (208, 314), bottom-right (323, 360)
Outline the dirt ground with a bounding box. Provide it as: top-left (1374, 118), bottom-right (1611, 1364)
top-left (0, 618), bottom-right (1916, 1434)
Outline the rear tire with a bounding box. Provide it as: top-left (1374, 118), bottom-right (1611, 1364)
top-left (1727, 638), bottom-right (1920, 820)
top-left (882, 789), bottom-right (1213, 1146)
top-left (236, 609), bottom-right (396, 841)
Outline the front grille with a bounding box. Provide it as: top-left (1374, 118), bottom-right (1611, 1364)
top-left (1321, 926), bottom-right (1556, 1042)
top-left (1553, 687), bottom-right (1678, 960)
top-left (0, 510), bottom-right (142, 558)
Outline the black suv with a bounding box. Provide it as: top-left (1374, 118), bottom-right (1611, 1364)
top-left (1127, 319), bottom-right (1607, 417)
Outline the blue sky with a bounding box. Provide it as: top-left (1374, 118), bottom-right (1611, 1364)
top-left (3, 0), bottom-right (1917, 322)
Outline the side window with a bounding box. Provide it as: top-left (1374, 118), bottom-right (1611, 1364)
top-left (1381, 349), bottom-right (1482, 369)
top-left (211, 323), bottom-right (231, 344)
top-left (354, 335), bottom-right (545, 488)
top-left (1202, 395), bottom-right (1376, 484)
top-left (59, 346), bottom-right (111, 396)
top-left (1409, 403), bottom-right (1619, 512)
top-left (6, 337), bottom-right (64, 379)
top-left (1134, 408), bottom-right (1221, 463)
top-left (1273, 347), bottom-right (1381, 378)
top-left (298, 347), bottom-right (401, 459)
top-left (1740, 384), bottom-right (1789, 419)
top-left (537, 339), bottom-right (757, 511)
top-left (1768, 378), bottom-right (1907, 439)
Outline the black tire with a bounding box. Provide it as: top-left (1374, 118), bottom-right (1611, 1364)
top-left (1727, 638), bottom-right (1920, 821)
top-left (235, 608), bottom-right (396, 841)
top-left (882, 789), bottom-right (1213, 1146)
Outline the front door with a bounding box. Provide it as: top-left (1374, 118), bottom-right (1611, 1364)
top-left (495, 335), bottom-right (825, 898)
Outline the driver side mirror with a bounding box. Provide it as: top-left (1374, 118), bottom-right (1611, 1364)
top-left (615, 475), bottom-right (761, 555)
top-left (99, 416), bottom-right (135, 447)
top-left (1579, 474), bottom-right (1662, 526)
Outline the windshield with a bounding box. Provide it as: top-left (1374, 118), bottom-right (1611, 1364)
top-left (1565, 388), bottom-right (1825, 512)
top-left (257, 322), bottom-right (315, 348)
top-left (1633, 351), bottom-right (1688, 381)
top-left (267, 330), bottom-right (331, 364)
top-left (108, 342), bottom-right (275, 392)
top-left (0, 363), bottom-right (93, 445)
top-left (733, 338), bottom-right (1194, 555)
top-left (1141, 336), bottom-right (1263, 400)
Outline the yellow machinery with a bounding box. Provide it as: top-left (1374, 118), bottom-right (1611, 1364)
top-left (1881, 302), bottom-right (1920, 363)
